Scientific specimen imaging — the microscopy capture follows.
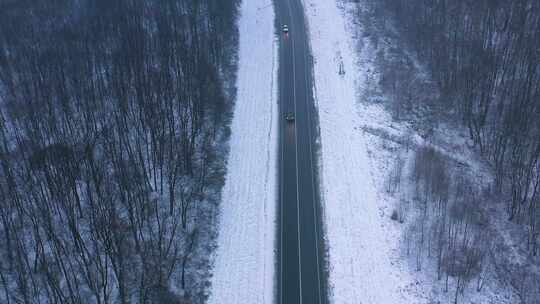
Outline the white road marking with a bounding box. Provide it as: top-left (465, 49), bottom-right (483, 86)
top-left (294, 1), bottom-right (324, 302)
top-left (285, 0), bottom-right (304, 302)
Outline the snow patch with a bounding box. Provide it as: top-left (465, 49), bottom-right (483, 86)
top-left (207, 1), bottom-right (278, 303)
top-left (303, 0), bottom-right (428, 302)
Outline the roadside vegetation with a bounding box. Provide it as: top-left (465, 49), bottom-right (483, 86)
top-left (0, 0), bottom-right (239, 303)
top-left (345, 0), bottom-right (540, 302)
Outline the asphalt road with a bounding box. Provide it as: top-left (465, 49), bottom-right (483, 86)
top-left (275, 1), bottom-right (327, 303)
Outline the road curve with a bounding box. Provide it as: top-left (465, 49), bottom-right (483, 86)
top-left (275, 0), bottom-right (327, 303)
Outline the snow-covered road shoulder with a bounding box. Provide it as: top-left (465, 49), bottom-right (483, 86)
top-left (207, 1), bottom-right (278, 303)
top-left (303, 0), bottom-right (427, 302)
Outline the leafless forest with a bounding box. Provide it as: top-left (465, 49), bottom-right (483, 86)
top-left (365, 0), bottom-right (540, 302)
top-left (377, 0), bottom-right (540, 230)
top-left (0, 0), bottom-right (239, 303)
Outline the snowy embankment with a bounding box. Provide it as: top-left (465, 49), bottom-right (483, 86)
top-left (303, 0), bottom-right (428, 303)
top-left (207, 1), bottom-right (278, 303)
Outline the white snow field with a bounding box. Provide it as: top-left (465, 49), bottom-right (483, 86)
top-left (207, 1), bottom-right (278, 303)
top-left (303, 0), bottom-right (428, 303)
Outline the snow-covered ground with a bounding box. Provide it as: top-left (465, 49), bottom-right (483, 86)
top-left (303, 0), bottom-right (429, 303)
top-left (303, 0), bottom-right (519, 303)
top-left (207, 1), bottom-right (278, 303)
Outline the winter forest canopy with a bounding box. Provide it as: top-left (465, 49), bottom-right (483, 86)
top-left (371, 0), bottom-right (540, 302)
top-left (376, 0), bottom-right (540, 254)
top-left (0, 0), bottom-right (239, 303)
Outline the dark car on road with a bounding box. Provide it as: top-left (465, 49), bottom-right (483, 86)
top-left (285, 112), bottom-right (295, 122)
